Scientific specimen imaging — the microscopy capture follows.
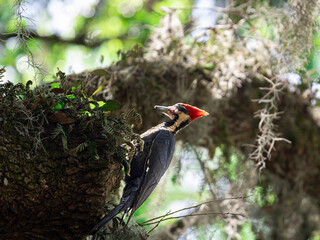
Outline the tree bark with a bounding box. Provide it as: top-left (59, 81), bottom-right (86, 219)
top-left (0, 82), bottom-right (133, 239)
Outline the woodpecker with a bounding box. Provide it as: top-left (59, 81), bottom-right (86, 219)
top-left (90, 103), bottom-right (208, 236)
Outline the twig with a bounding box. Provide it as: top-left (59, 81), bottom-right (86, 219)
top-left (189, 144), bottom-right (216, 199)
top-left (139, 196), bottom-right (248, 225)
top-left (168, 2), bottom-right (250, 13)
top-left (141, 212), bottom-right (245, 226)
top-left (147, 210), bottom-right (171, 235)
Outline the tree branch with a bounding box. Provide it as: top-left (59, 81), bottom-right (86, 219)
top-left (0, 0), bottom-right (125, 48)
top-left (0, 31), bottom-right (127, 48)
top-left (142, 212), bottom-right (245, 226)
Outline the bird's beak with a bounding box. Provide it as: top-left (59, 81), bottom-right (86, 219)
top-left (154, 105), bottom-right (171, 111)
top-left (154, 105), bottom-right (174, 119)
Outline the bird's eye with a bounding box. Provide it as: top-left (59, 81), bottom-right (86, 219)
top-left (174, 104), bottom-right (186, 113)
top-left (174, 104), bottom-right (181, 110)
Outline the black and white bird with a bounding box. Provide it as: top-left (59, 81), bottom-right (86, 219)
top-left (90, 103), bottom-right (208, 237)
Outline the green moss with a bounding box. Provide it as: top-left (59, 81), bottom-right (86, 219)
top-left (0, 69), bottom-right (141, 165)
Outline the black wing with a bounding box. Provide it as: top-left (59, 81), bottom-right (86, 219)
top-left (90, 129), bottom-right (175, 235)
top-left (130, 130), bottom-right (175, 214)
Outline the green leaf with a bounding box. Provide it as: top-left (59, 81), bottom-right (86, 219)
top-left (52, 103), bottom-right (62, 110)
top-left (91, 86), bottom-right (102, 97)
top-left (66, 95), bottom-right (75, 99)
top-left (81, 90), bottom-right (87, 98)
top-left (75, 80), bottom-right (81, 89)
top-left (97, 101), bottom-right (105, 107)
top-left (90, 102), bottom-right (99, 109)
top-left (50, 82), bottom-right (60, 89)
top-left (99, 100), bottom-right (120, 112)
top-left (91, 69), bottom-right (109, 76)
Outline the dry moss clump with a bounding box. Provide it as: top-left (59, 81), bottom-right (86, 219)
top-left (0, 68), bottom-right (141, 240)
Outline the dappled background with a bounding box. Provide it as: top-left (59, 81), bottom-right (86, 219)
top-left (1, 0), bottom-right (320, 240)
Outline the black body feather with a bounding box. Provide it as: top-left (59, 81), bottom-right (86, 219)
top-left (90, 126), bottom-right (175, 235)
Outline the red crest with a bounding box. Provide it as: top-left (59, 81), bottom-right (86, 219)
top-left (182, 104), bottom-right (209, 121)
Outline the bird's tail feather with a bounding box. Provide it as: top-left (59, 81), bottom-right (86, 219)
top-left (89, 203), bottom-right (126, 235)
top-left (89, 180), bottom-right (139, 236)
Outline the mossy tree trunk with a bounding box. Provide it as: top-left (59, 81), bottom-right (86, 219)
top-left (0, 81), bottom-right (137, 239)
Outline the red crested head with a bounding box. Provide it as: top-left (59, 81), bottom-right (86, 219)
top-left (181, 104), bottom-right (209, 121)
top-left (154, 103), bottom-right (209, 123)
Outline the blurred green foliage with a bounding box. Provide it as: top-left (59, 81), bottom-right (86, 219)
top-left (249, 186), bottom-right (276, 207)
top-left (240, 222), bottom-right (256, 240)
top-left (0, 0), bottom-right (192, 84)
top-left (311, 231), bottom-right (320, 240)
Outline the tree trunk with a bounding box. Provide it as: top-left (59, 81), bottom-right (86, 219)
top-left (0, 82), bottom-right (133, 239)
